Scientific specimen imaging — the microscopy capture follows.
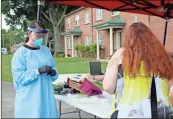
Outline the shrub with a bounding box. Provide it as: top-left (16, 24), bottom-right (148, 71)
top-left (56, 51), bottom-right (65, 58)
top-left (75, 44), bottom-right (97, 58)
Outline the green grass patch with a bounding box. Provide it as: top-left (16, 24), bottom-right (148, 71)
top-left (2, 55), bottom-right (108, 83)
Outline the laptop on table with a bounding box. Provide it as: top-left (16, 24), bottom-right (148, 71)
top-left (89, 62), bottom-right (102, 75)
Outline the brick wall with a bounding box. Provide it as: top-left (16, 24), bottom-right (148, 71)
top-left (64, 8), bottom-right (173, 58)
top-left (149, 16), bottom-right (173, 53)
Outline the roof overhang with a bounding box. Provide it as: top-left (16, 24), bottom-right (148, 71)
top-left (60, 28), bottom-right (82, 36)
top-left (92, 17), bottom-right (126, 30)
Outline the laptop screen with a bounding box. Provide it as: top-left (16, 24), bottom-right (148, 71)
top-left (89, 62), bottom-right (102, 75)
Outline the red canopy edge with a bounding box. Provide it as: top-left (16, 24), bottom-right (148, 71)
top-left (44, 0), bottom-right (173, 18)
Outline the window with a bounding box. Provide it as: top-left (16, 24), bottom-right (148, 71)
top-left (98, 33), bottom-right (103, 47)
top-left (96, 9), bottom-right (103, 21)
top-left (116, 31), bottom-right (122, 49)
top-left (112, 11), bottom-right (120, 16)
top-left (75, 14), bottom-right (79, 26)
top-left (67, 17), bottom-right (71, 29)
top-left (85, 36), bottom-right (92, 46)
top-left (84, 10), bottom-right (90, 24)
top-left (134, 16), bottom-right (138, 23)
top-left (67, 38), bottom-right (72, 49)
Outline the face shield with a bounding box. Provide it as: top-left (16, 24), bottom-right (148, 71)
top-left (28, 26), bottom-right (48, 38)
top-left (28, 26), bottom-right (49, 45)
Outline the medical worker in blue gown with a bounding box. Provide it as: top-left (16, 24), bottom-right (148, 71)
top-left (11, 21), bottom-right (59, 118)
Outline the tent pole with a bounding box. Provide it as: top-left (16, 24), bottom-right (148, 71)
top-left (163, 18), bottom-right (169, 46)
top-left (37, 0), bottom-right (41, 21)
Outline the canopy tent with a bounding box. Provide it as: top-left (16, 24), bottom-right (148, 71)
top-left (43, 0), bottom-right (173, 46)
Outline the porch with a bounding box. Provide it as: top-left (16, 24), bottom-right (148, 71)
top-left (60, 28), bottom-right (82, 57)
top-left (92, 16), bottom-right (125, 59)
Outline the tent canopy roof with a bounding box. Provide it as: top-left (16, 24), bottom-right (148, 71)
top-left (45, 0), bottom-right (173, 18)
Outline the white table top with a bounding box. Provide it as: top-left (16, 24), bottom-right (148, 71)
top-left (53, 74), bottom-right (113, 118)
top-left (54, 91), bottom-right (112, 118)
top-left (52, 73), bottom-right (88, 85)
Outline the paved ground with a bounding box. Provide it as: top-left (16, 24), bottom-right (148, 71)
top-left (2, 81), bottom-right (95, 118)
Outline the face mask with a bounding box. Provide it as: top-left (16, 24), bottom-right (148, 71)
top-left (33, 38), bottom-right (43, 47)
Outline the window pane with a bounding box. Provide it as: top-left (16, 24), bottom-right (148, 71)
top-left (85, 10), bottom-right (90, 24)
top-left (134, 16), bottom-right (138, 23)
top-left (85, 36), bottom-right (91, 46)
top-left (75, 15), bottom-right (79, 26)
top-left (98, 33), bottom-right (103, 46)
top-left (70, 39), bottom-right (72, 49)
top-left (120, 32), bottom-right (122, 47)
top-left (96, 9), bottom-right (99, 20)
top-left (67, 17), bottom-right (71, 28)
top-left (88, 11), bottom-right (90, 23)
top-left (96, 9), bottom-right (102, 20)
top-left (112, 11), bottom-right (119, 16)
top-left (85, 13), bottom-right (87, 24)
top-left (89, 36), bottom-right (92, 45)
top-left (68, 39), bottom-right (72, 49)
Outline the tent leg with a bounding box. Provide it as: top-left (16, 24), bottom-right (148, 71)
top-left (37, 0), bottom-right (41, 21)
top-left (163, 19), bottom-right (169, 46)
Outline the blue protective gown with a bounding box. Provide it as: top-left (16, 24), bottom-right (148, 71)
top-left (11, 45), bottom-right (59, 118)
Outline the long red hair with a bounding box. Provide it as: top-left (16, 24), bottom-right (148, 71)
top-left (122, 22), bottom-right (173, 80)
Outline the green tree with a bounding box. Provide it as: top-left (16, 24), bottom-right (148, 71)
top-left (1, 28), bottom-right (26, 51)
top-left (2, 0), bottom-right (79, 56)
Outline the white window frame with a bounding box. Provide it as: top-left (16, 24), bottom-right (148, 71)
top-left (111, 11), bottom-right (120, 16)
top-left (75, 14), bottom-right (79, 26)
top-left (67, 17), bottom-right (71, 29)
top-left (67, 38), bottom-right (72, 49)
top-left (84, 9), bottom-right (90, 24)
top-left (85, 36), bottom-right (92, 46)
top-left (96, 9), bottom-right (103, 21)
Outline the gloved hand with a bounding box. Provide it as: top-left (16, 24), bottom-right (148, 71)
top-left (48, 69), bottom-right (57, 76)
top-left (38, 65), bottom-right (52, 74)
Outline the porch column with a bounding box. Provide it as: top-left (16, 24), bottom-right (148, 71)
top-left (64, 36), bottom-right (68, 58)
top-left (96, 30), bottom-right (100, 60)
top-left (109, 27), bottom-right (113, 55)
top-left (71, 35), bottom-right (74, 57)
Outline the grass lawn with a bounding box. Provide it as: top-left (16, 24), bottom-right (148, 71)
top-left (2, 55), bottom-right (108, 83)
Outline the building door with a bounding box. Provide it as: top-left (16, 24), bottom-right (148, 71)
top-left (74, 36), bottom-right (79, 56)
top-left (113, 32), bottom-right (117, 52)
top-left (116, 30), bottom-right (122, 49)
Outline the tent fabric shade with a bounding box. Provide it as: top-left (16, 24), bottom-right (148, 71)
top-left (44, 0), bottom-right (173, 18)
top-left (43, 0), bottom-right (173, 46)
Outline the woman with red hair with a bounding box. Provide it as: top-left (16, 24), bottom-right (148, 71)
top-left (103, 22), bottom-right (173, 118)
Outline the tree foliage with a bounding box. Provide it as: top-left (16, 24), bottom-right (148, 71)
top-left (1, 28), bottom-right (26, 51)
top-left (2, 0), bottom-right (37, 29)
top-left (2, 0), bottom-right (79, 56)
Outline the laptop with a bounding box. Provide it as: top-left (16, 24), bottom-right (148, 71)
top-left (89, 62), bottom-right (102, 75)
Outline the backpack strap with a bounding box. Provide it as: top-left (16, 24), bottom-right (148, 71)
top-left (150, 76), bottom-right (158, 118)
top-left (111, 64), bottom-right (124, 118)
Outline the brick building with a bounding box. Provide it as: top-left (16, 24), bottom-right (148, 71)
top-left (60, 7), bottom-right (173, 59)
